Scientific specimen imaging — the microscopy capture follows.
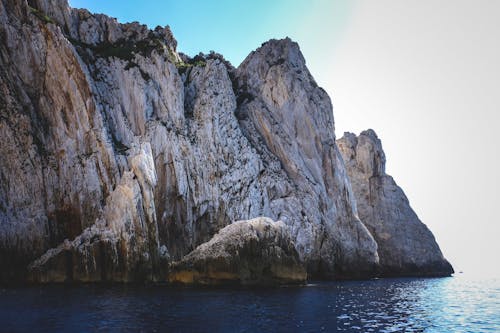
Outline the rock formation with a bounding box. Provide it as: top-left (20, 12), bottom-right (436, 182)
top-left (169, 217), bottom-right (306, 285)
top-left (0, 0), bottom-right (451, 284)
top-left (337, 130), bottom-right (453, 276)
top-left (234, 40), bottom-right (378, 279)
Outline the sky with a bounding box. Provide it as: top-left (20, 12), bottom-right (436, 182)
top-left (70, 0), bottom-right (500, 278)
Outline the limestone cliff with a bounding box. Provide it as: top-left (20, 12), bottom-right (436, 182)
top-left (0, 0), bottom-right (451, 283)
top-left (337, 130), bottom-right (453, 277)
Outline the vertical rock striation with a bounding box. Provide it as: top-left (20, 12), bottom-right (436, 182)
top-left (0, 0), bottom-right (451, 283)
top-left (337, 130), bottom-right (453, 276)
top-left (0, 0), bottom-right (180, 281)
top-left (234, 39), bottom-right (378, 278)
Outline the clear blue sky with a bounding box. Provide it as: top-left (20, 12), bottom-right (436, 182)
top-left (68, 0), bottom-right (500, 278)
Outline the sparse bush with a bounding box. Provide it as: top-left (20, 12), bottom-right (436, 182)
top-left (29, 6), bottom-right (55, 24)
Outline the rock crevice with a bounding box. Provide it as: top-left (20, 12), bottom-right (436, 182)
top-left (0, 0), bottom-right (452, 283)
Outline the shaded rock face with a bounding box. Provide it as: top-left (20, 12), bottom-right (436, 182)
top-left (0, 0), bottom-right (176, 282)
top-left (337, 130), bottom-right (453, 277)
top-left (28, 143), bottom-right (168, 282)
top-left (234, 40), bottom-right (378, 278)
top-left (0, 0), bottom-right (449, 284)
top-left (0, 0), bottom-right (379, 283)
top-left (169, 217), bottom-right (307, 285)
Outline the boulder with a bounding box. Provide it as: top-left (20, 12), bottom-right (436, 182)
top-left (168, 217), bottom-right (307, 285)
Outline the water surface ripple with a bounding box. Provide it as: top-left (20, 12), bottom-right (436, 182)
top-left (1, 275), bottom-right (498, 332)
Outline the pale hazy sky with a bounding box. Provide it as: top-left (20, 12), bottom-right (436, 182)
top-left (310, 0), bottom-right (500, 278)
top-left (70, 0), bottom-right (500, 277)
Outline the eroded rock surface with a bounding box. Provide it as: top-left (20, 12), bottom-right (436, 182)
top-left (337, 130), bottom-right (453, 276)
top-left (233, 39), bottom-right (379, 279)
top-left (0, 0), bottom-right (451, 283)
top-left (169, 217), bottom-right (306, 285)
top-left (28, 142), bottom-right (168, 282)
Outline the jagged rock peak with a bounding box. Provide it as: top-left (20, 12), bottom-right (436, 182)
top-left (0, 0), bottom-right (451, 284)
top-left (235, 37), bottom-right (318, 98)
top-left (235, 37), bottom-right (379, 279)
top-left (248, 37), bottom-right (306, 67)
top-left (27, 0), bottom-right (178, 50)
top-left (340, 129), bottom-right (386, 177)
top-left (338, 130), bottom-right (453, 277)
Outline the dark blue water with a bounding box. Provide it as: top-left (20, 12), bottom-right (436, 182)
top-left (0, 275), bottom-right (498, 332)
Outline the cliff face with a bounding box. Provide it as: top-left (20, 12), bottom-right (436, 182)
top-left (337, 130), bottom-right (453, 276)
top-left (0, 0), bottom-right (450, 283)
top-left (233, 40), bottom-right (379, 278)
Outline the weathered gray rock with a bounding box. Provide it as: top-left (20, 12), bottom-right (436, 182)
top-left (337, 130), bottom-right (453, 276)
top-left (234, 39), bottom-right (379, 278)
top-left (0, 0), bottom-right (450, 284)
top-left (28, 142), bottom-right (167, 282)
top-left (0, 0), bottom-right (177, 282)
top-left (168, 217), bottom-right (306, 285)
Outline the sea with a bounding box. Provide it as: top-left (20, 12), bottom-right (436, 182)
top-left (0, 274), bottom-right (498, 332)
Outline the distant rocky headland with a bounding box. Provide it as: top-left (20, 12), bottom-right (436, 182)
top-left (0, 0), bottom-right (453, 285)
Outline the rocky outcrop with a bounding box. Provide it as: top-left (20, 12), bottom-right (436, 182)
top-left (337, 130), bottom-right (453, 277)
top-left (169, 217), bottom-right (306, 285)
top-left (0, 0), bottom-right (451, 284)
top-left (28, 142), bottom-right (168, 282)
top-left (234, 39), bottom-right (378, 279)
top-left (0, 0), bottom-right (186, 282)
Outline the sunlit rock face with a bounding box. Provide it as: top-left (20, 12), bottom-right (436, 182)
top-left (0, 0), bottom-right (450, 283)
top-left (234, 39), bottom-right (378, 279)
top-left (169, 217), bottom-right (307, 285)
top-left (337, 130), bottom-right (453, 277)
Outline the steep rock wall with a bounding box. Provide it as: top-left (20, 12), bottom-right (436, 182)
top-left (337, 130), bottom-right (453, 276)
top-left (234, 40), bottom-right (378, 278)
top-left (0, 0), bottom-right (451, 283)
